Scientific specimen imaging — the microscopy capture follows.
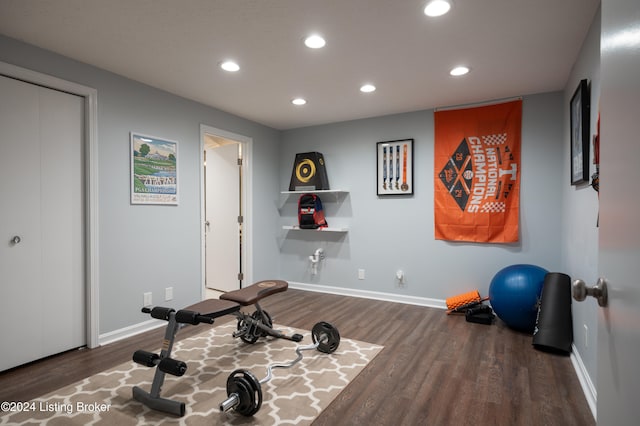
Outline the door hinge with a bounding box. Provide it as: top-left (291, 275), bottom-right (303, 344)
top-left (237, 158), bottom-right (243, 166)
top-left (238, 215), bottom-right (243, 224)
top-left (238, 272), bottom-right (244, 281)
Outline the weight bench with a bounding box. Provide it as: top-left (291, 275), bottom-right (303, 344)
top-left (132, 279), bottom-right (302, 417)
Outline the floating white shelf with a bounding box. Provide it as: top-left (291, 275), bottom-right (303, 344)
top-left (281, 189), bottom-right (349, 234)
top-left (280, 189), bottom-right (348, 195)
top-left (282, 225), bottom-right (348, 232)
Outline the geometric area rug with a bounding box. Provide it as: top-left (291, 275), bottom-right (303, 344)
top-left (0, 322), bottom-right (383, 425)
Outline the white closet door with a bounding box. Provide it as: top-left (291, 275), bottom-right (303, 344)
top-left (0, 75), bottom-right (85, 371)
top-left (205, 144), bottom-right (241, 292)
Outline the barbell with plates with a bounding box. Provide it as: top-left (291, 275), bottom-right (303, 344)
top-left (220, 321), bottom-right (340, 417)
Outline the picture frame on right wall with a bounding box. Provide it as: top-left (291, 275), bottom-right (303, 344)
top-left (570, 78), bottom-right (590, 185)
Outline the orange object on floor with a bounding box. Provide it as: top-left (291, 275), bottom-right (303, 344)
top-left (446, 290), bottom-right (481, 311)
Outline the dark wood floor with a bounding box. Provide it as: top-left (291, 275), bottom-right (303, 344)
top-left (0, 289), bottom-right (594, 425)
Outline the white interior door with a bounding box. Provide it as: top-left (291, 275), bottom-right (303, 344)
top-left (205, 143), bottom-right (241, 292)
top-left (0, 75), bottom-right (85, 371)
top-left (593, 1), bottom-right (640, 423)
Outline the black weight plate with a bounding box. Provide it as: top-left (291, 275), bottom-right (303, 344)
top-left (252, 310), bottom-right (273, 337)
top-left (312, 321), bottom-right (340, 354)
top-left (226, 369), bottom-right (262, 416)
top-left (228, 377), bottom-right (253, 415)
top-left (237, 317), bottom-right (259, 344)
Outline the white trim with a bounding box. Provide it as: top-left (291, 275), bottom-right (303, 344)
top-left (290, 280), bottom-right (596, 421)
top-left (0, 61), bottom-right (100, 349)
top-left (98, 319), bottom-right (165, 346)
top-left (570, 343), bottom-right (597, 420)
top-left (288, 281), bottom-right (447, 309)
top-left (199, 125), bottom-right (253, 298)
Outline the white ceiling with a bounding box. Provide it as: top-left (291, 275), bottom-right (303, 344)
top-left (0, 0), bottom-right (600, 130)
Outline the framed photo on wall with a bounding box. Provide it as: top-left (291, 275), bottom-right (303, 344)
top-left (570, 79), bottom-right (590, 185)
top-left (376, 139), bottom-right (414, 195)
top-left (130, 132), bottom-right (178, 205)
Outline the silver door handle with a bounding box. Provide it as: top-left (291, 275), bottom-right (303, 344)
top-left (11, 235), bottom-right (21, 244)
top-left (572, 277), bottom-right (608, 307)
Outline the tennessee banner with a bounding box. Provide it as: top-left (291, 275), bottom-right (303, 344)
top-left (434, 100), bottom-right (522, 243)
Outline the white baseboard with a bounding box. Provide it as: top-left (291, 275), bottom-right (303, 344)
top-left (570, 343), bottom-right (597, 420)
top-left (290, 281), bottom-right (596, 421)
top-left (288, 281), bottom-right (447, 309)
top-left (96, 283), bottom-right (443, 347)
top-left (97, 282), bottom-right (596, 424)
top-left (98, 318), bottom-right (165, 346)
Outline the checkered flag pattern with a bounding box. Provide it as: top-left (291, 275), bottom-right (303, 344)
top-left (480, 202), bottom-right (506, 213)
top-left (482, 133), bottom-right (507, 145)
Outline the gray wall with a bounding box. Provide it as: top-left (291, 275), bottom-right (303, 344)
top-left (0, 35), bottom-right (282, 334)
top-left (1, 8), bottom-right (602, 397)
top-left (561, 6), bottom-right (601, 396)
top-left (280, 92), bottom-right (565, 301)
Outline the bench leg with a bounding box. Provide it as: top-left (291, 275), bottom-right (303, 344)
top-left (232, 303), bottom-right (303, 343)
top-left (132, 314), bottom-right (187, 416)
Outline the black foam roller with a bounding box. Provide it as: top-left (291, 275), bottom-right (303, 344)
top-left (532, 272), bottom-right (573, 355)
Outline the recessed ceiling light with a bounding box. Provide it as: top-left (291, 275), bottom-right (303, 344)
top-left (424, 0), bottom-right (451, 17)
top-left (292, 98), bottom-right (307, 106)
top-left (450, 66), bottom-right (470, 76)
top-left (304, 34), bottom-right (326, 49)
top-left (220, 61), bottom-right (240, 72)
top-left (360, 84), bottom-right (376, 93)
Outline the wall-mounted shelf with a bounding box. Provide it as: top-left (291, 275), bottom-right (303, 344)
top-left (282, 225), bottom-right (348, 232)
top-left (281, 189), bottom-right (349, 235)
top-left (280, 189), bottom-right (348, 195)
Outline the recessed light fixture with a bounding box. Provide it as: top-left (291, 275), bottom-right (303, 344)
top-left (450, 66), bottom-right (470, 76)
top-left (220, 60), bottom-right (240, 72)
top-left (304, 34), bottom-right (326, 49)
top-left (424, 0), bottom-right (451, 17)
top-left (360, 84), bottom-right (376, 93)
top-left (292, 98), bottom-right (307, 106)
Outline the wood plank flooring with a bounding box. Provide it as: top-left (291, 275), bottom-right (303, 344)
top-left (0, 289), bottom-right (594, 425)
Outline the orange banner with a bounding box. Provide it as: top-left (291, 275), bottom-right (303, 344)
top-left (434, 100), bottom-right (522, 243)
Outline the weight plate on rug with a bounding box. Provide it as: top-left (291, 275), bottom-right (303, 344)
top-left (253, 310), bottom-right (273, 337)
top-left (226, 369), bottom-right (262, 416)
top-left (312, 321), bottom-right (340, 354)
top-left (237, 317), bottom-right (259, 344)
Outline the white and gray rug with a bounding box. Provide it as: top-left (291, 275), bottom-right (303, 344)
top-left (1, 322), bottom-right (383, 425)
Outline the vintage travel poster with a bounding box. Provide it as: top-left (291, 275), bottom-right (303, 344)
top-left (130, 133), bottom-right (178, 205)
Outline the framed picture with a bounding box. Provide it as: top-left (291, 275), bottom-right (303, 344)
top-left (376, 139), bottom-right (414, 195)
top-left (570, 79), bottom-right (590, 185)
top-left (130, 132), bottom-right (178, 205)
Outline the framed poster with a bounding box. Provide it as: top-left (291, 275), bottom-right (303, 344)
top-left (570, 79), bottom-right (590, 185)
top-left (130, 132), bottom-right (178, 205)
top-left (376, 139), bottom-right (414, 195)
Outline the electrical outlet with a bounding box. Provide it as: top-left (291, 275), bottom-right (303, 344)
top-left (165, 287), bottom-right (173, 301)
top-left (358, 269), bottom-right (365, 280)
top-left (584, 324), bottom-right (588, 348)
top-left (143, 292), bottom-right (152, 307)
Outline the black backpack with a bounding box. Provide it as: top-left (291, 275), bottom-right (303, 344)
top-left (298, 194), bottom-right (328, 229)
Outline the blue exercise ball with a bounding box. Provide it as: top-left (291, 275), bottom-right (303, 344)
top-left (489, 264), bottom-right (548, 332)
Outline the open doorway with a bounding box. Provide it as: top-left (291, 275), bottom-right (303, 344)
top-left (200, 125), bottom-right (252, 298)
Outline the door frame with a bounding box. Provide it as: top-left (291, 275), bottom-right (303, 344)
top-left (199, 124), bottom-right (253, 297)
top-left (0, 61), bottom-right (99, 349)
